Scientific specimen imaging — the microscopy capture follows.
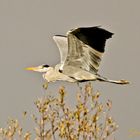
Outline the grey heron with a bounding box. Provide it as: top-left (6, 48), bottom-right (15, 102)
top-left (26, 26), bottom-right (129, 85)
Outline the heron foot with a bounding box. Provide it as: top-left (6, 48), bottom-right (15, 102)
top-left (119, 80), bottom-right (130, 84)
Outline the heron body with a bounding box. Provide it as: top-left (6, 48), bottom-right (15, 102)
top-left (26, 26), bottom-right (129, 85)
top-left (42, 67), bottom-right (76, 83)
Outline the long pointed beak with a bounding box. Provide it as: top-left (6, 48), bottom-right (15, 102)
top-left (25, 67), bottom-right (40, 71)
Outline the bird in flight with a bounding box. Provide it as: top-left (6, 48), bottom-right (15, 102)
top-left (26, 26), bottom-right (129, 85)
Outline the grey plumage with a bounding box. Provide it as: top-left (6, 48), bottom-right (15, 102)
top-left (53, 26), bottom-right (129, 84)
top-left (27, 26), bottom-right (129, 84)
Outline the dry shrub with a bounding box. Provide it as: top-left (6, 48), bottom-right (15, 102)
top-left (0, 83), bottom-right (118, 140)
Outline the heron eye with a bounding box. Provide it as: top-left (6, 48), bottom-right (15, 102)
top-left (43, 64), bottom-right (49, 68)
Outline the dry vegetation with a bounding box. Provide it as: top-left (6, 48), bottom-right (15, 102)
top-left (0, 82), bottom-right (118, 140)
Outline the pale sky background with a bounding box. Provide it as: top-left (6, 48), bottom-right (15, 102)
top-left (0, 0), bottom-right (139, 139)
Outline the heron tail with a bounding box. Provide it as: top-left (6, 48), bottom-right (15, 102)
top-left (97, 75), bottom-right (130, 85)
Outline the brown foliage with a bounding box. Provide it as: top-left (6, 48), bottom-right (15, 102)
top-left (0, 83), bottom-right (118, 140)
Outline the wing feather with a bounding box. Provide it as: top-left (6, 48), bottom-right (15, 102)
top-left (63, 26), bottom-right (113, 74)
top-left (53, 35), bottom-right (68, 64)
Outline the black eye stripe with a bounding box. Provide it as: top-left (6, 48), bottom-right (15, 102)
top-left (43, 64), bottom-right (49, 68)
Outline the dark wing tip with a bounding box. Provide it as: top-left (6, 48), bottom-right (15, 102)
top-left (72, 26), bottom-right (114, 38)
top-left (70, 26), bottom-right (114, 53)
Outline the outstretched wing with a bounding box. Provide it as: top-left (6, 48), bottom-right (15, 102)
top-left (63, 26), bottom-right (113, 74)
top-left (53, 35), bottom-right (68, 64)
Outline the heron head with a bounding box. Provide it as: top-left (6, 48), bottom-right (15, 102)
top-left (26, 64), bottom-right (50, 73)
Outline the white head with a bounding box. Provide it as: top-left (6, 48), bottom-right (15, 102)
top-left (26, 64), bottom-right (50, 73)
